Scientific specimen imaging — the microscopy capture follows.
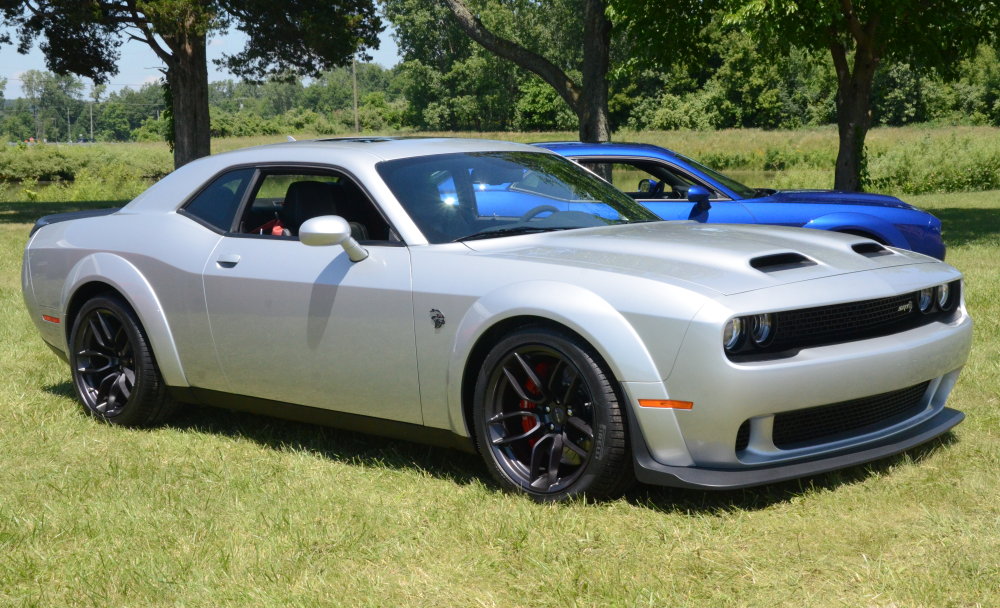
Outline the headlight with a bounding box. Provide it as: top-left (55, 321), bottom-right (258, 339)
top-left (936, 283), bottom-right (950, 309)
top-left (723, 317), bottom-right (743, 352)
top-left (918, 287), bottom-right (934, 313)
top-left (937, 281), bottom-right (959, 312)
top-left (750, 313), bottom-right (774, 346)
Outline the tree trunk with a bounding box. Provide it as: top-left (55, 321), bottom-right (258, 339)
top-left (163, 31), bottom-right (211, 168)
top-left (829, 9), bottom-right (880, 192)
top-left (833, 82), bottom-right (872, 192)
top-left (578, 0), bottom-right (611, 142)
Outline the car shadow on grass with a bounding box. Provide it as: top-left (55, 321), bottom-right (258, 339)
top-left (44, 382), bottom-right (958, 511)
top-left (933, 208), bottom-right (1000, 247)
top-left (0, 200), bottom-right (124, 225)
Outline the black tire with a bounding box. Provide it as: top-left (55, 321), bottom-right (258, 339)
top-left (69, 294), bottom-right (178, 427)
top-left (473, 327), bottom-right (633, 501)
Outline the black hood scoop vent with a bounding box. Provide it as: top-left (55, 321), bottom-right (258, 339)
top-left (852, 242), bottom-right (894, 257)
top-left (750, 252), bottom-right (817, 273)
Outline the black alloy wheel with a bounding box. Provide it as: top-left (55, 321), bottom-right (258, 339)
top-left (69, 294), bottom-right (177, 427)
top-left (474, 327), bottom-right (632, 500)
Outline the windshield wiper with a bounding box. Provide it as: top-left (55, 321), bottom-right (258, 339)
top-left (454, 226), bottom-right (570, 242)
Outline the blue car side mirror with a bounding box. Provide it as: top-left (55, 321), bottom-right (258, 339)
top-left (687, 185), bottom-right (712, 209)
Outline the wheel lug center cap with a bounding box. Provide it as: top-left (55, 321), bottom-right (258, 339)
top-left (552, 407), bottom-right (566, 425)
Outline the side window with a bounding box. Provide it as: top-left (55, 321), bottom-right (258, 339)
top-left (580, 160), bottom-right (720, 200)
top-left (236, 170), bottom-right (394, 242)
top-left (182, 168), bottom-right (255, 231)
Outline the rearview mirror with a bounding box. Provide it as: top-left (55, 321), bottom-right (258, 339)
top-left (299, 215), bottom-right (368, 262)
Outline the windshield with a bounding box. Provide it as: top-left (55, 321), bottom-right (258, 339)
top-left (676, 154), bottom-right (757, 199)
top-left (377, 151), bottom-right (659, 243)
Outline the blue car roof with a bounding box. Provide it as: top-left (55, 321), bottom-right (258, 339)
top-left (533, 141), bottom-right (683, 160)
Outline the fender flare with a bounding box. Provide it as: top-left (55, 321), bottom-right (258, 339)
top-left (60, 252), bottom-right (189, 388)
top-left (802, 212), bottom-right (908, 249)
top-left (446, 280), bottom-right (665, 434)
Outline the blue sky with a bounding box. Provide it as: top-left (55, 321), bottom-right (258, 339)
top-left (2, 26), bottom-right (400, 99)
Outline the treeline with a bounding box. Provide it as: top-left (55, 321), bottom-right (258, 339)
top-left (3, 35), bottom-right (998, 144)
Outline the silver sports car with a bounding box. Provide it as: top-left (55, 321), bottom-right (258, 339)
top-left (22, 137), bottom-right (973, 501)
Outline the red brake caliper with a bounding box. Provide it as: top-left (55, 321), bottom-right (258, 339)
top-left (520, 362), bottom-right (550, 447)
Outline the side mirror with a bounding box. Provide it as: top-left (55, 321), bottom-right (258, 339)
top-left (687, 185), bottom-right (712, 210)
top-left (637, 178), bottom-right (654, 193)
top-left (299, 215), bottom-right (368, 262)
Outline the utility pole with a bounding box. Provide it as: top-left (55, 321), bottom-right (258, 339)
top-left (352, 55), bottom-right (359, 133)
top-left (67, 106), bottom-right (71, 142)
top-left (89, 102), bottom-right (94, 141)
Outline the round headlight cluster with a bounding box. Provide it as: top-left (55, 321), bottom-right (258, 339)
top-left (920, 281), bottom-right (960, 315)
top-left (724, 313), bottom-right (776, 353)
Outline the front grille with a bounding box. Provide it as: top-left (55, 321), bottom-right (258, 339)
top-left (771, 381), bottom-right (930, 449)
top-left (728, 281), bottom-right (961, 360)
top-left (770, 293), bottom-right (918, 351)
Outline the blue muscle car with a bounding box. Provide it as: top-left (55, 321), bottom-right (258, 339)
top-left (538, 142), bottom-right (945, 259)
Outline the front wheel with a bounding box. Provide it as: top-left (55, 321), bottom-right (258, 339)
top-left (473, 327), bottom-right (633, 501)
top-left (69, 294), bottom-right (177, 427)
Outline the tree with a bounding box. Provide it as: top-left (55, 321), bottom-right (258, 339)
top-left (440, 0), bottom-right (613, 142)
top-left (724, 0), bottom-right (1000, 191)
top-left (19, 69), bottom-right (85, 141)
top-left (1, 1), bottom-right (381, 167)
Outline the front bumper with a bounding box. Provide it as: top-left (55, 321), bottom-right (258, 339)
top-left (630, 406), bottom-right (963, 490)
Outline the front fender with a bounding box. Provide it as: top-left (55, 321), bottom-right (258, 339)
top-left (803, 212), bottom-right (909, 249)
top-left (446, 280), bottom-right (666, 434)
top-left (61, 252), bottom-right (188, 388)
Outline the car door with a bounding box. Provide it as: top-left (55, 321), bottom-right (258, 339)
top-left (200, 168), bottom-right (422, 424)
top-left (576, 157), bottom-right (756, 224)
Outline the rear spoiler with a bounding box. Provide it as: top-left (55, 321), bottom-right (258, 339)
top-left (30, 208), bottom-right (120, 237)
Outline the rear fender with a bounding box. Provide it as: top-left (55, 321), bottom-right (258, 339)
top-left (61, 252), bottom-right (188, 387)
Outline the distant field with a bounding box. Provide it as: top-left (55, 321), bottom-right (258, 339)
top-left (1, 176), bottom-right (998, 602)
top-left (3, 124), bottom-right (999, 197)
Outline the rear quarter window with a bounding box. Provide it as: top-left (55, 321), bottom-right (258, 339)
top-left (182, 168), bottom-right (255, 231)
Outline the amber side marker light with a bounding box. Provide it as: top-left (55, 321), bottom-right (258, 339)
top-left (41, 315), bottom-right (60, 324)
top-left (638, 399), bottom-right (693, 410)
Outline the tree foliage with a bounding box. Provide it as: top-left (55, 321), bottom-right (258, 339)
top-left (723, 0), bottom-right (1000, 190)
top-left (0, 0), bottom-right (380, 166)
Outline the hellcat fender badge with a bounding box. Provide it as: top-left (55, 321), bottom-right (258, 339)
top-left (429, 309), bottom-right (446, 329)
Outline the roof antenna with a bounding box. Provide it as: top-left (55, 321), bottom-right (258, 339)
top-left (286, 135), bottom-right (296, 142)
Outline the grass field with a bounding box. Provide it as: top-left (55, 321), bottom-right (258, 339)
top-left (1, 168), bottom-right (999, 604)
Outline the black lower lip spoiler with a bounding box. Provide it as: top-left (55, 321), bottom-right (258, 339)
top-left (630, 407), bottom-right (963, 490)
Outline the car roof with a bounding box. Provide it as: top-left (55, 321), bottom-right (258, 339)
top-left (533, 141), bottom-right (682, 159)
top-left (226, 136), bottom-right (543, 162)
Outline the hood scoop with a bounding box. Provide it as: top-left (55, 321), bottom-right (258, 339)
top-left (750, 252), bottom-right (817, 273)
top-left (852, 242), bottom-right (894, 257)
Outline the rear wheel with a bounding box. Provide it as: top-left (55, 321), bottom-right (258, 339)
top-left (69, 294), bottom-right (177, 427)
top-left (473, 327), bottom-right (632, 501)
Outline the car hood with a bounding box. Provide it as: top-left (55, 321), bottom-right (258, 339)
top-left (461, 222), bottom-right (933, 296)
top-left (761, 190), bottom-right (916, 210)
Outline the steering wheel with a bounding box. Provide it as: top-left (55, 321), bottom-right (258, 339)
top-left (519, 205), bottom-right (560, 222)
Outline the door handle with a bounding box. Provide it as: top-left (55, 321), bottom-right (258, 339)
top-left (216, 253), bottom-right (241, 268)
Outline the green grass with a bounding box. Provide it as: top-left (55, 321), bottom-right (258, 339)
top-left (2, 189), bottom-right (1000, 605)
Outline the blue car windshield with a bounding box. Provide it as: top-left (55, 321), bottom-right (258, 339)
top-left (377, 151), bottom-right (659, 243)
top-left (676, 153), bottom-right (757, 199)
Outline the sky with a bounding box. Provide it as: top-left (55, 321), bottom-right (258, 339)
top-left (1, 24), bottom-right (401, 99)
